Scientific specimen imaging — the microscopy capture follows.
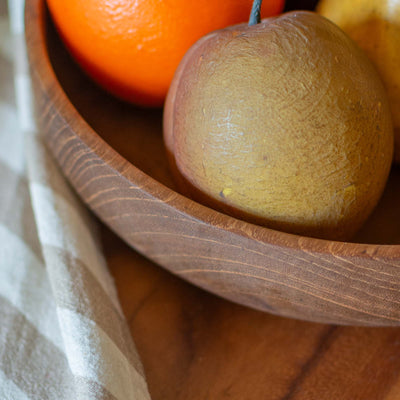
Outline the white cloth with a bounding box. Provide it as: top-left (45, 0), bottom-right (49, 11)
top-left (0, 1), bottom-right (151, 398)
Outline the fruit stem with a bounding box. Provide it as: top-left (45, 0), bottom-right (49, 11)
top-left (249, 0), bottom-right (262, 25)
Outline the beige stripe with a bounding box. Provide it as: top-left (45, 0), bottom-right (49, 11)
top-left (0, 294), bottom-right (118, 400)
top-left (30, 181), bottom-right (120, 310)
top-left (0, 224), bottom-right (64, 350)
top-left (0, 160), bottom-right (44, 263)
top-left (0, 15), bottom-right (13, 65)
top-left (46, 245), bottom-right (145, 377)
top-left (57, 307), bottom-right (150, 400)
top-left (0, 293), bottom-right (75, 399)
top-left (0, 1), bottom-right (7, 17)
top-left (0, 51), bottom-right (15, 105)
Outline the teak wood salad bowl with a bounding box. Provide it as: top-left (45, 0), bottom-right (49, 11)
top-left (26, 0), bottom-right (400, 326)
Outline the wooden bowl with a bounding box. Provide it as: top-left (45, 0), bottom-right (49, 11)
top-left (26, 0), bottom-right (400, 326)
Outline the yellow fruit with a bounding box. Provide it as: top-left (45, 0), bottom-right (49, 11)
top-left (318, 0), bottom-right (400, 163)
top-left (164, 11), bottom-right (393, 241)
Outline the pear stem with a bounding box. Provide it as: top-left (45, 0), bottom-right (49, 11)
top-left (249, 0), bottom-right (263, 25)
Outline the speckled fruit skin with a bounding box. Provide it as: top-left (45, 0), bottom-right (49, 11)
top-left (163, 11), bottom-right (393, 241)
top-left (318, 0), bottom-right (400, 164)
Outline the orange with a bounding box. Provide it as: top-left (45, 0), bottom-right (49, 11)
top-left (46, 0), bottom-right (285, 107)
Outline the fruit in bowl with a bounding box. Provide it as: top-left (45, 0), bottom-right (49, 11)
top-left (164, 8), bottom-right (394, 241)
top-left (27, 0), bottom-right (400, 325)
top-left (45, 0), bottom-right (284, 107)
top-left (317, 0), bottom-right (400, 163)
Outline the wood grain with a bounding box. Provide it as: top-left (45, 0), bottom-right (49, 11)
top-left (26, 0), bottom-right (400, 326)
top-left (104, 224), bottom-right (400, 400)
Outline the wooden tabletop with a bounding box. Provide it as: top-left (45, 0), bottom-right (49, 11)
top-left (101, 225), bottom-right (400, 400)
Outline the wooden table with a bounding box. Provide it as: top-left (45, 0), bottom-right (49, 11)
top-left (102, 225), bottom-right (400, 400)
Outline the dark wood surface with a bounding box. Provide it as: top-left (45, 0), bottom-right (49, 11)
top-left (104, 224), bottom-right (400, 400)
top-left (25, 0), bottom-right (400, 397)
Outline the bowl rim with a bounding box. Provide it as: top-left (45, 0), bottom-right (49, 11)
top-left (27, 0), bottom-right (400, 261)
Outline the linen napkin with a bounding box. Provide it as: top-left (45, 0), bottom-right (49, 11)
top-left (0, 0), bottom-right (151, 398)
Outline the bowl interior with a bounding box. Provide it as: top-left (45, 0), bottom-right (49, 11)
top-left (45, 13), bottom-right (400, 246)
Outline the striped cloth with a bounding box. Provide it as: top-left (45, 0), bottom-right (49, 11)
top-left (0, 0), bottom-right (151, 398)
